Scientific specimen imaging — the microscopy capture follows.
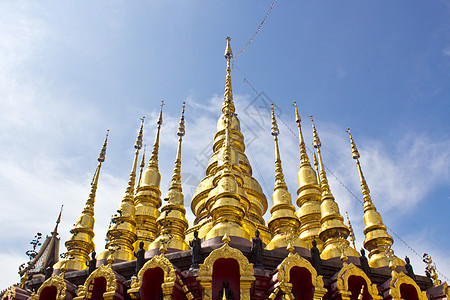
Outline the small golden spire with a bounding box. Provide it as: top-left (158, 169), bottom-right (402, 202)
top-left (222, 233), bottom-right (231, 245)
top-left (223, 37), bottom-right (235, 116)
top-left (423, 253), bottom-right (441, 286)
top-left (62, 131), bottom-right (109, 271)
top-left (309, 118), bottom-right (358, 260)
top-left (159, 243), bottom-right (167, 256)
top-left (293, 103), bottom-right (322, 249)
top-left (287, 243), bottom-right (295, 255)
top-left (52, 205), bottom-right (64, 235)
top-left (135, 105), bottom-right (164, 250)
top-left (293, 101), bottom-right (310, 166)
top-left (148, 101), bottom-right (164, 168)
top-left (313, 151), bottom-right (321, 187)
top-left (266, 104), bottom-right (306, 250)
top-left (149, 102), bottom-right (189, 252)
top-left (222, 288), bottom-right (227, 300)
top-left (104, 119), bottom-right (146, 262)
top-left (345, 212), bottom-right (356, 250)
top-left (60, 263), bottom-right (67, 278)
top-left (347, 128), bottom-right (398, 268)
top-left (137, 144), bottom-right (146, 191)
top-left (357, 286), bottom-right (364, 300)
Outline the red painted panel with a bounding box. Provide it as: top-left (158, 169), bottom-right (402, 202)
top-left (400, 283), bottom-right (419, 300)
top-left (290, 267), bottom-right (313, 300)
top-left (141, 267), bottom-right (165, 300)
top-left (90, 277), bottom-right (106, 300)
top-left (212, 258), bottom-right (240, 300)
top-left (39, 286), bottom-right (57, 300)
top-left (348, 276), bottom-right (369, 300)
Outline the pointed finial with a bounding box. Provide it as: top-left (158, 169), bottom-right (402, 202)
top-left (60, 263), bottom-right (67, 278)
top-left (293, 101), bottom-right (301, 123)
top-left (313, 151), bottom-right (321, 186)
top-left (98, 130), bottom-right (109, 162)
top-left (271, 104), bottom-right (280, 136)
top-left (294, 101), bottom-right (312, 166)
top-left (158, 101), bottom-right (164, 125)
top-left (169, 102), bottom-right (187, 189)
top-left (224, 37), bottom-right (233, 59)
top-left (309, 116), bottom-right (321, 149)
top-left (346, 212), bottom-right (356, 250)
top-left (287, 243), bottom-right (295, 255)
top-left (347, 128), bottom-right (360, 159)
top-left (222, 233), bottom-right (230, 245)
top-left (135, 117), bottom-right (145, 150)
top-left (52, 205), bottom-right (64, 234)
top-left (357, 286), bottom-right (364, 300)
top-left (338, 242), bottom-right (348, 265)
top-left (140, 145), bottom-right (146, 169)
top-left (148, 102), bottom-right (164, 168)
top-left (178, 102), bottom-right (186, 137)
top-left (271, 104), bottom-right (286, 189)
top-left (222, 37), bottom-right (235, 116)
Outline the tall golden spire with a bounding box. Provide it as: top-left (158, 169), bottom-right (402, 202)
top-left (102, 118), bottom-right (145, 262)
top-left (135, 102), bottom-right (164, 250)
top-left (223, 37), bottom-right (235, 116)
top-left (309, 117), bottom-right (358, 260)
top-left (188, 37), bottom-right (270, 245)
top-left (150, 102), bottom-right (190, 252)
top-left (204, 79), bottom-right (250, 241)
top-left (266, 104), bottom-right (306, 250)
top-left (293, 102), bottom-right (322, 249)
top-left (347, 128), bottom-right (402, 268)
top-left (60, 131), bottom-right (109, 271)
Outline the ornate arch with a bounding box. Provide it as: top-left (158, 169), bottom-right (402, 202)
top-left (389, 272), bottom-right (427, 300)
top-left (76, 264), bottom-right (117, 298)
top-left (31, 275), bottom-right (66, 300)
top-left (1, 286), bottom-right (16, 300)
top-left (128, 254), bottom-right (177, 300)
top-left (197, 242), bottom-right (255, 300)
top-left (276, 253), bottom-right (327, 300)
top-left (335, 263), bottom-right (381, 300)
top-left (130, 254), bottom-right (176, 289)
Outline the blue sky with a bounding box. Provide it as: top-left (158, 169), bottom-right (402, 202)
top-left (1, 1), bottom-right (449, 289)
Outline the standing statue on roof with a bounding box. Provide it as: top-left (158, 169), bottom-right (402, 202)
top-left (86, 251), bottom-right (97, 275)
top-left (359, 249), bottom-right (371, 278)
top-left (189, 230), bottom-right (202, 269)
top-left (134, 241), bottom-right (145, 275)
top-left (405, 256), bottom-right (416, 281)
top-left (310, 240), bottom-right (322, 274)
top-left (251, 230), bottom-right (264, 268)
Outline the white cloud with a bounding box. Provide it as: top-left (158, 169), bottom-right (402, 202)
top-left (443, 46), bottom-right (450, 57)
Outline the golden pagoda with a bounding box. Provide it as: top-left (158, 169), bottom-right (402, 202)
top-left (55, 130), bottom-right (109, 271)
top-left (134, 102), bottom-right (164, 250)
top-left (347, 128), bottom-right (404, 268)
top-left (4, 37), bottom-right (446, 300)
top-left (310, 116), bottom-right (359, 260)
top-left (186, 37), bottom-right (271, 245)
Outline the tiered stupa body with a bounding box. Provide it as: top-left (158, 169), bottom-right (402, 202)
top-left (293, 102), bottom-right (323, 250)
top-left (347, 129), bottom-right (404, 268)
top-left (134, 105), bottom-right (164, 250)
top-left (310, 118), bottom-right (359, 260)
top-left (149, 103), bottom-right (190, 252)
top-left (100, 119), bottom-right (145, 262)
top-left (266, 104), bottom-right (307, 250)
top-left (187, 37), bottom-right (271, 245)
top-left (56, 131), bottom-right (109, 271)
